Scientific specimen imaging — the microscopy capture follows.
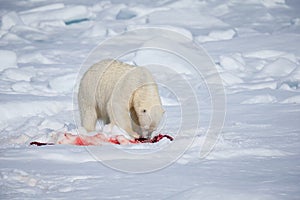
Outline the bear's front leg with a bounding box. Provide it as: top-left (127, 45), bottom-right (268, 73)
top-left (110, 111), bottom-right (140, 139)
top-left (107, 95), bottom-right (140, 138)
top-left (124, 127), bottom-right (140, 139)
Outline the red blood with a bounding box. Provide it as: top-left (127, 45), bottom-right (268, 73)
top-left (30, 133), bottom-right (173, 146)
top-left (108, 137), bottom-right (121, 145)
top-left (74, 137), bottom-right (85, 145)
top-left (74, 135), bottom-right (107, 146)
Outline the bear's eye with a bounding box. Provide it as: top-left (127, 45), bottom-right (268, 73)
top-left (142, 109), bottom-right (147, 113)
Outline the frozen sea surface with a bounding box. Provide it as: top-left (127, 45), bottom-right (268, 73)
top-left (0, 0), bottom-right (300, 199)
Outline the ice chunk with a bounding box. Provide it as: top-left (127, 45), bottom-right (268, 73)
top-left (82, 22), bottom-right (107, 37)
top-left (1, 12), bottom-right (24, 30)
top-left (279, 80), bottom-right (299, 90)
top-left (260, 58), bottom-right (297, 77)
top-left (241, 95), bottom-right (277, 104)
top-left (37, 20), bottom-right (66, 29)
top-left (243, 50), bottom-right (298, 63)
top-left (196, 29), bottom-right (236, 42)
top-left (234, 81), bottom-right (277, 90)
top-left (0, 32), bottom-right (28, 44)
top-left (11, 81), bottom-right (33, 93)
top-left (0, 50), bottom-right (18, 71)
top-left (288, 62), bottom-right (300, 76)
top-left (19, 3), bottom-right (65, 14)
top-left (15, 5), bottom-right (68, 29)
top-left (148, 9), bottom-right (228, 28)
top-left (220, 72), bottom-right (244, 86)
top-left (282, 67), bottom-right (300, 90)
top-left (10, 25), bottom-right (49, 41)
top-left (281, 95), bottom-right (300, 104)
top-left (261, 0), bottom-right (286, 8)
top-left (244, 50), bottom-right (286, 59)
top-left (279, 83), bottom-right (294, 91)
top-left (48, 73), bottom-right (77, 93)
top-left (116, 9), bottom-right (137, 20)
top-left (20, 5), bottom-right (93, 27)
top-left (208, 29), bottom-right (236, 40)
top-left (126, 25), bottom-right (193, 40)
top-left (18, 52), bottom-right (54, 64)
top-left (211, 4), bottom-right (230, 17)
top-left (161, 97), bottom-right (179, 106)
top-left (3, 67), bottom-right (35, 81)
top-left (219, 54), bottom-right (245, 71)
top-left (235, 27), bottom-right (261, 37)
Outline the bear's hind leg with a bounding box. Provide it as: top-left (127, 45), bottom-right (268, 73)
top-left (81, 106), bottom-right (97, 132)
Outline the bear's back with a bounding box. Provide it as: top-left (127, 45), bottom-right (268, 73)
top-left (97, 59), bottom-right (134, 100)
top-left (91, 59), bottom-right (135, 115)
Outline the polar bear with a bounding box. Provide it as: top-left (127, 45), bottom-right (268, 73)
top-left (78, 59), bottom-right (164, 139)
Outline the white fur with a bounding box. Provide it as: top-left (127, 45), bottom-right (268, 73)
top-left (78, 59), bottom-right (164, 138)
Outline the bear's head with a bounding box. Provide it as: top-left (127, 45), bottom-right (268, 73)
top-left (132, 84), bottom-right (165, 139)
top-left (136, 104), bottom-right (165, 138)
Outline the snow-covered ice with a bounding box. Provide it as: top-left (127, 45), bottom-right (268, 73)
top-left (0, 50), bottom-right (18, 71)
top-left (1, 0), bottom-right (300, 199)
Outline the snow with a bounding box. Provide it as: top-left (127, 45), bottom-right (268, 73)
top-left (0, 50), bottom-right (18, 71)
top-left (1, 0), bottom-right (300, 199)
top-left (241, 94), bottom-right (277, 104)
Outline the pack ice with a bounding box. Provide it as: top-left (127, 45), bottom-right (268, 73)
top-left (0, 0), bottom-right (300, 199)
